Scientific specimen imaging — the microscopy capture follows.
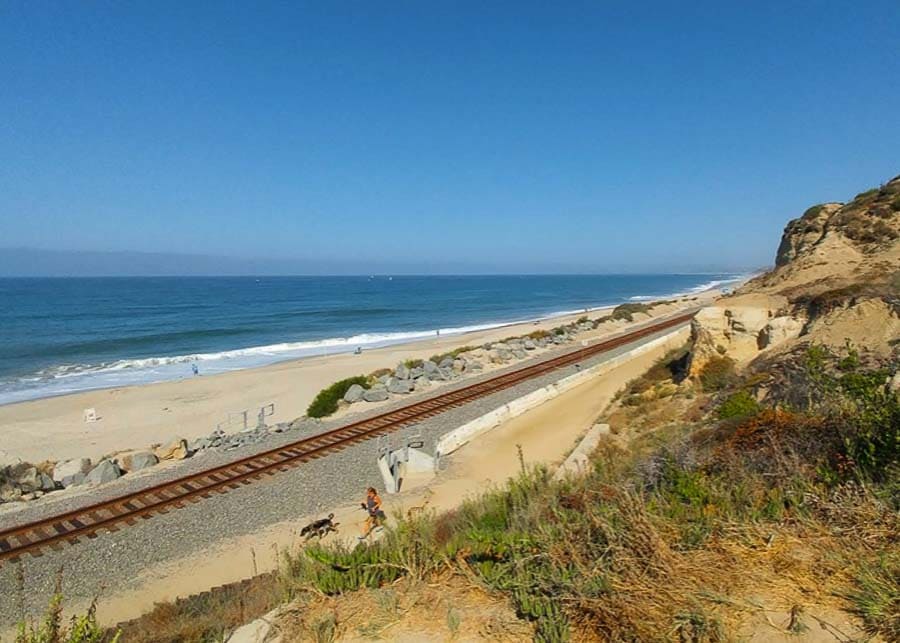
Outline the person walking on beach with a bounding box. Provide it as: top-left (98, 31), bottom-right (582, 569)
top-left (358, 487), bottom-right (385, 540)
top-left (191, 363), bottom-right (199, 376)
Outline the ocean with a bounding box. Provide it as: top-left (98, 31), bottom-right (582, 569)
top-left (0, 274), bottom-right (744, 405)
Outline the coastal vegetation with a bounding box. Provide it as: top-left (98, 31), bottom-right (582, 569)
top-left (9, 570), bottom-right (118, 643)
top-left (609, 302), bottom-right (651, 322)
top-left (697, 355), bottom-right (737, 391)
top-left (306, 376), bottom-right (370, 418)
top-left (275, 347), bottom-right (898, 641)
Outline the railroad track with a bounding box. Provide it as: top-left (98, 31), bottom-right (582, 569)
top-left (0, 311), bottom-right (694, 564)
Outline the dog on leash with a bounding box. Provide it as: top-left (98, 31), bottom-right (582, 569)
top-left (300, 513), bottom-right (338, 541)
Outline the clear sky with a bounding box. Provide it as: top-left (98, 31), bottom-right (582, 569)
top-left (1, 2), bottom-right (898, 274)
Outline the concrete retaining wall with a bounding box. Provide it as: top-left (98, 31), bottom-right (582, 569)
top-left (435, 326), bottom-right (688, 457)
top-left (553, 423), bottom-right (609, 480)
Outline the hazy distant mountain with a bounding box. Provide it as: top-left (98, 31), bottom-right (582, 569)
top-left (0, 247), bottom-right (755, 277)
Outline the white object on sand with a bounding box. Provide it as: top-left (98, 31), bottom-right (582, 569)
top-left (83, 408), bottom-right (98, 423)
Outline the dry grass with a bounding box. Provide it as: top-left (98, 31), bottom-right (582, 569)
top-left (275, 575), bottom-right (532, 642)
top-left (113, 574), bottom-right (281, 643)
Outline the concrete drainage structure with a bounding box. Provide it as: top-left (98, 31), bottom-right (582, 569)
top-left (377, 435), bottom-right (436, 494)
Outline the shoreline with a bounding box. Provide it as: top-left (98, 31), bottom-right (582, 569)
top-left (0, 288), bottom-right (725, 464)
top-left (0, 275), bottom-right (746, 408)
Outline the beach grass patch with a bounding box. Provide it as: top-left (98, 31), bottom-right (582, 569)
top-left (429, 346), bottom-right (475, 364)
top-left (698, 356), bottom-right (736, 391)
top-left (845, 552), bottom-right (900, 638)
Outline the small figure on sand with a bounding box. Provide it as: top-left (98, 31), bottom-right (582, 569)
top-left (354, 346), bottom-right (362, 355)
top-left (358, 487), bottom-right (386, 541)
top-left (191, 363), bottom-right (199, 376)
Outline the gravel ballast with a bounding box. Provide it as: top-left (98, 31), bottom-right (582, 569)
top-left (0, 322), bottom-right (687, 629)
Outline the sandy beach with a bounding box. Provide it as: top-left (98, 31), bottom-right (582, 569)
top-left (0, 292), bottom-right (717, 464)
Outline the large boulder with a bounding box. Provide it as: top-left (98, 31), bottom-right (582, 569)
top-left (87, 459), bottom-right (121, 485)
top-left (53, 459), bottom-right (92, 485)
top-left (363, 386), bottom-right (389, 403)
top-left (452, 359), bottom-right (466, 373)
top-left (64, 473), bottom-right (87, 488)
top-left (423, 360), bottom-right (439, 375)
top-left (414, 376), bottom-right (431, 390)
top-left (490, 349), bottom-right (510, 364)
top-left (394, 363), bottom-right (411, 380)
top-left (14, 467), bottom-right (43, 493)
top-left (39, 472), bottom-right (56, 491)
top-left (438, 357), bottom-right (454, 369)
top-left (524, 339), bottom-right (537, 350)
top-left (155, 438), bottom-right (190, 461)
top-left (387, 378), bottom-right (412, 395)
top-left (343, 383), bottom-right (366, 403)
top-left (117, 451), bottom-right (159, 473)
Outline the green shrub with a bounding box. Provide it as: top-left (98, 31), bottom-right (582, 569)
top-left (611, 303), bottom-right (651, 322)
top-left (698, 356), bottom-right (736, 391)
top-left (837, 341), bottom-right (861, 371)
top-left (403, 358), bottom-right (423, 369)
top-left (801, 204), bottom-right (826, 219)
top-left (836, 369), bottom-right (899, 481)
top-left (528, 329), bottom-right (551, 340)
top-left (307, 376), bottom-right (369, 418)
top-left (717, 390), bottom-right (760, 420)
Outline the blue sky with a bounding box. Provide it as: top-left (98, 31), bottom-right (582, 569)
top-left (1, 2), bottom-right (898, 274)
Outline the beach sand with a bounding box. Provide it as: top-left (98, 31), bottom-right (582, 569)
top-left (0, 292), bottom-right (716, 464)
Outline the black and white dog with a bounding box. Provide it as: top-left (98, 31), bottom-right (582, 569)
top-left (300, 513), bottom-right (338, 541)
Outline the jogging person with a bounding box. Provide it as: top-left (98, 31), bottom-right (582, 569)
top-left (358, 487), bottom-right (385, 540)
